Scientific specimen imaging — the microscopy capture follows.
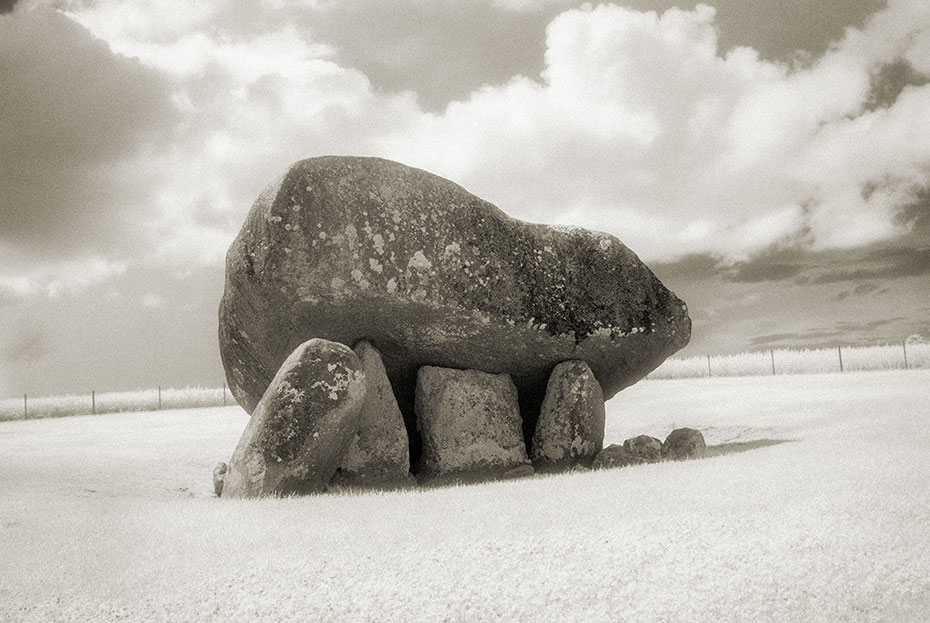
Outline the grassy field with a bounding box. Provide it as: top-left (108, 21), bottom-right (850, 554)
top-left (1, 370), bottom-right (929, 621)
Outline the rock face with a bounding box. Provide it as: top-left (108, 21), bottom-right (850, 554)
top-left (623, 435), bottom-right (663, 463)
top-left (592, 444), bottom-right (645, 469)
top-left (663, 428), bottom-right (706, 460)
top-left (415, 366), bottom-right (530, 481)
top-left (530, 360), bottom-right (605, 470)
top-left (221, 339), bottom-right (366, 498)
top-left (331, 341), bottom-right (412, 487)
top-left (218, 156), bottom-right (691, 457)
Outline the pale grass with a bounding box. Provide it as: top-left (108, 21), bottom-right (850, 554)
top-left (1, 371), bottom-right (929, 622)
top-left (649, 341), bottom-right (930, 379)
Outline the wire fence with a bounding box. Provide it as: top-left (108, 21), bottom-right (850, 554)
top-left (3, 341), bottom-right (928, 421)
top-left (1, 384), bottom-right (236, 422)
top-left (647, 340), bottom-right (930, 380)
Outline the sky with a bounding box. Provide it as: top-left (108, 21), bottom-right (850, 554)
top-left (1, 0), bottom-right (929, 397)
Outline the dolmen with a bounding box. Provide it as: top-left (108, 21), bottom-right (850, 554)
top-left (217, 156), bottom-right (691, 497)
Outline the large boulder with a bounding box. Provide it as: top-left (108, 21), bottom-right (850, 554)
top-left (219, 156), bottom-right (691, 452)
top-left (663, 428), bottom-right (706, 461)
top-left (331, 341), bottom-right (412, 488)
top-left (221, 339), bottom-right (366, 498)
top-left (415, 366), bottom-right (530, 482)
top-left (530, 360), bottom-right (605, 470)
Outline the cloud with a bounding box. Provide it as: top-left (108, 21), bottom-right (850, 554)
top-left (0, 7), bottom-right (177, 255)
top-left (140, 293), bottom-right (167, 309)
top-left (375, 1), bottom-right (930, 262)
top-left (8, 0), bottom-right (930, 285)
top-left (0, 255), bottom-right (128, 300)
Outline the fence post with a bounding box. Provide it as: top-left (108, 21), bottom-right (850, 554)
top-left (222, 382), bottom-right (227, 407)
top-left (838, 346), bottom-right (844, 372)
top-left (158, 386), bottom-right (162, 410)
top-left (770, 350), bottom-right (775, 375)
top-left (706, 354), bottom-right (712, 377)
top-left (903, 339), bottom-right (909, 371)
top-left (92, 390), bottom-right (96, 415)
top-left (24, 394), bottom-right (27, 419)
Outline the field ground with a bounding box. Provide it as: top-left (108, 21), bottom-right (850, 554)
top-left (2, 370), bottom-right (929, 621)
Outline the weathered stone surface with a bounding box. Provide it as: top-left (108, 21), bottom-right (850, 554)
top-left (623, 434), bottom-right (664, 463)
top-left (330, 341), bottom-right (411, 488)
top-left (530, 360), bottom-right (605, 470)
top-left (219, 156), bottom-right (691, 456)
top-left (592, 444), bottom-right (646, 469)
top-left (663, 428), bottom-right (707, 461)
top-left (415, 366), bottom-right (530, 481)
top-left (212, 462), bottom-right (227, 496)
top-left (221, 339), bottom-right (366, 498)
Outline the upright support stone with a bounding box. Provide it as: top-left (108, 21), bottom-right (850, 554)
top-left (415, 366), bottom-right (530, 483)
top-left (531, 360), bottom-right (605, 471)
top-left (221, 339), bottom-right (366, 498)
top-left (331, 341), bottom-right (413, 488)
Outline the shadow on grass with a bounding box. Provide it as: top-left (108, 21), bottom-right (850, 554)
top-left (704, 438), bottom-right (793, 459)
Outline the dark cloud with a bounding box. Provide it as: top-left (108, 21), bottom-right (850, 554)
top-left (865, 58), bottom-right (930, 111)
top-left (725, 261), bottom-right (806, 283)
top-left (749, 317), bottom-right (907, 348)
top-left (749, 330), bottom-right (844, 347)
top-left (811, 247), bottom-right (930, 283)
top-left (834, 282), bottom-right (884, 301)
top-left (651, 253), bottom-right (721, 282)
top-left (0, 0), bottom-right (18, 15)
top-left (0, 8), bottom-right (177, 258)
top-left (895, 186), bottom-right (930, 237)
top-left (1, 328), bottom-right (50, 364)
top-left (305, 1), bottom-right (561, 111)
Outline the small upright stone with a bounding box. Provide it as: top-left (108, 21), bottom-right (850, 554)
top-left (663, 428), bottom-right (706, 461)
top-left (415, 366), bottom-right (530, 482)
top-left (331, 341), bottom-right (412, 488)
top-left (221, 339), bottom-right (366, 498)
top-left (212, 462), bottom-right (227, 496)
top-left (531, 360), bottom-right (605, 471)
top-left (623, 435), bottom-right (663, 463)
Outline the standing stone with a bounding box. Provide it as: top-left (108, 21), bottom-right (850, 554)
top-left (592, 444), bottom-right (645, 469)
top-left (218, 156), bottom-right (691, 462)
top-left (663, 428), bottom-right (707, 460)
top-left (530, 360), bottom-right (605, 471)
top-left (331, 341), bottom-right (412, 488)
top-left (212, 462), bottom-right (227, 496)
top-left (623, 434), bottom-right (663, 463)
top-left (415, 366), bottom-right (530, 482)
top-left (221, 339), bottom-right (366, 498)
